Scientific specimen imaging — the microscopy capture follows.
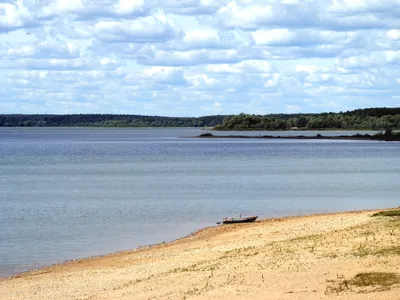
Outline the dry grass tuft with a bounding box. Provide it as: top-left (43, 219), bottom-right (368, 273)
top-left (326, 272), bottom-right (400, 295)
top-left (348, 272), bottom-right (400, 287)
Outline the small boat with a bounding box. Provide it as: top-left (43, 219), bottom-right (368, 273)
top-left (221, 215), bottom-right (258, 224)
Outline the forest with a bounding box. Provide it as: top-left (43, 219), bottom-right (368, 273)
top-left (214, 107), bottom-right (400, 130)
top-left (1, 107), bottom-right (399, 130)
top-left (0, 114), bottom-right (226, 128)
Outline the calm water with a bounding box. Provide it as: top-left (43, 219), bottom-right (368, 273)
top-left (1, 128), bottom-right (399, 277)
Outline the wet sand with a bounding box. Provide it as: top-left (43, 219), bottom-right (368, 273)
top-left (1, 209), bottom-right (400, 299)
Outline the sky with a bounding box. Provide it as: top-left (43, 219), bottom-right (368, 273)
top-left (1, 0), bottom-right (400, 117)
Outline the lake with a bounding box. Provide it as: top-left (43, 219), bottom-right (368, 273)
top-left (0, 127), bottom-right (399, 277)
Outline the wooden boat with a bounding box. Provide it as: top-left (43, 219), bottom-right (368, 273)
top-left (222, 215), bottom-right (258, 224)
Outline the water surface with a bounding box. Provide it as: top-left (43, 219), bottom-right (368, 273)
top-left (1, 128), bottom-right (399, 277)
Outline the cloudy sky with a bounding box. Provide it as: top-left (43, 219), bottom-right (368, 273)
top-left (1, 0), bottom-right (400, 116)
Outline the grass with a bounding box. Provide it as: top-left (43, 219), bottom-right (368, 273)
top-left (326, 272), bottom-right (400, 295)
top-left (373, 246), bottom-right (400, 256)
top-left (353, 244), bottom-right (398, 258)
top-left (346, 272), bottom-right (400, 287)
top-left (372, 210), bottom-right (400, 217)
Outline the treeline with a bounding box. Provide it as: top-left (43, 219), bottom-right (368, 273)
top-left (215, 107), bottom-right (400, 130)
top-left (1, 107), bottom-right (400, 129)
top-left (0, 114), bottom-right (227, 128)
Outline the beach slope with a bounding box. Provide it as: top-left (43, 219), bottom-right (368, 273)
top-left (1, 209), bottom-right (400, 300)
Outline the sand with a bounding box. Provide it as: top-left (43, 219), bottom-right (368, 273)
top-left (1, 209), bottom-right (400, 300)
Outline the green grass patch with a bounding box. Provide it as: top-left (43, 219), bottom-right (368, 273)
top-left (346, 272), bottom-right (400, 287)
top-left (372, 210), bottom-right (400, 217)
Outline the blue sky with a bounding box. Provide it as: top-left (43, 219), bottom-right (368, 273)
top-left (1, 0), bottom-right (400, 116)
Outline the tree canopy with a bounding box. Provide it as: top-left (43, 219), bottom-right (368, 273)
top-left (1, 107), bottom-right (399, 130)
top-left (214, 107), bottom-right (400, 130)
top-left (0, 114), bottom-right (228, 128)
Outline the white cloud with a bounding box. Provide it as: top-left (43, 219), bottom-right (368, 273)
top-left (386, 51), bottom-right (400, 64)
top-left (336, 56), bottom-right (376, 69)
top-left (328, 0), bottom-right (400, 14)
top-left (252, 29), bottom-right (360, 49)
top-left (187, 73), bottom-right (218, 89)
top-left (183, 29), bottom-right (222, 49)
top-left (295, 65), bottom-right (320, 73)
top-left (94, 13), bottom-right (181, 43)
top-left (5, 43), bottom-right (80, 59)
top-left (264, 73), bottom-right (282, 87)
top-left (207, 60), bottom-right (274, 74)
top-left (0, 0), bottom-right (399, 116)
top-left (214, 101), bottom-right (222, 108)
top-left (156, 0), bottom-right (220, 15)
top-left (17, 58), bottom-right (89, 70)
top-left (139, 66), bottom-right (188, 85)
top-left (114, 0), bottom-right (145, 16)
top-left (136, 48), bottom-right (243, 66)
top-left (387, 29), bottom-right (400, 40)
top-left (40, 0), bottom-right (147, 20)
top-left (216, 0), bottom-right (400, 31)
top-left (216, 2), bottom-right (276, 30)
top-left (0, 2), bottom-right (35, 33)
top-left (252, 29), bottom-right (296, 46)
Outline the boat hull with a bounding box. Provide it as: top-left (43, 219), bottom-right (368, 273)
top-left (222, 216), bottom-right (258, 224)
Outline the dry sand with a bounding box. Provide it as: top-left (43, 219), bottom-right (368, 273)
top-left (1, 209), bottom-right (400, 300)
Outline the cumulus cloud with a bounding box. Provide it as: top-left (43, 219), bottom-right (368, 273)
top-left (207, 60), bottom-right (275, 74)
top-left (0, 1), bottom-right (36, 33)
top-left (387, 29), bottom-right (400, 40)
top-left (186, 73), bottom-right (219, 89)
top-left (136, 48), bottom-right (243, 66)
top-left (15, 58), bottom-right (89, 70)
top-left (386, 51), bottom-right (400, 64)
top-left (335, 55), bottom-right (381, 69)
top-left (4, 42), bottom-right (80, 59)
top-left (0, 0), bottom-right (399, 115)
top-left (137, 66), bottom-right (188, 86)
top-left (153, 0), bottom-right (220, 15)
top-left (94, 13), bottom-right (181, 43)
top-left (252, 29), bottom-right (360, 47)
top-left (216, 1), bottom-right (319, 30)
top-left (39, 0), bottom-right (148, 20)
top-left (182, 29), bottom-right (225, 49)
top-left (113, 0), bottom-right (146, 17)
top-left (216, 0), bottom-right (400, 31)
top-left (328, 0), bottom-right (400, 14)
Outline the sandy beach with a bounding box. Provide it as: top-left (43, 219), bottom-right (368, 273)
top-left (1, 209), bottom-right (400, 300)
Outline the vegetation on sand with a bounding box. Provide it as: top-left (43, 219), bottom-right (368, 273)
top-left (326, 272), bottom-right (400, 295)
top-left (372, 210), bottom-right (400, 217)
